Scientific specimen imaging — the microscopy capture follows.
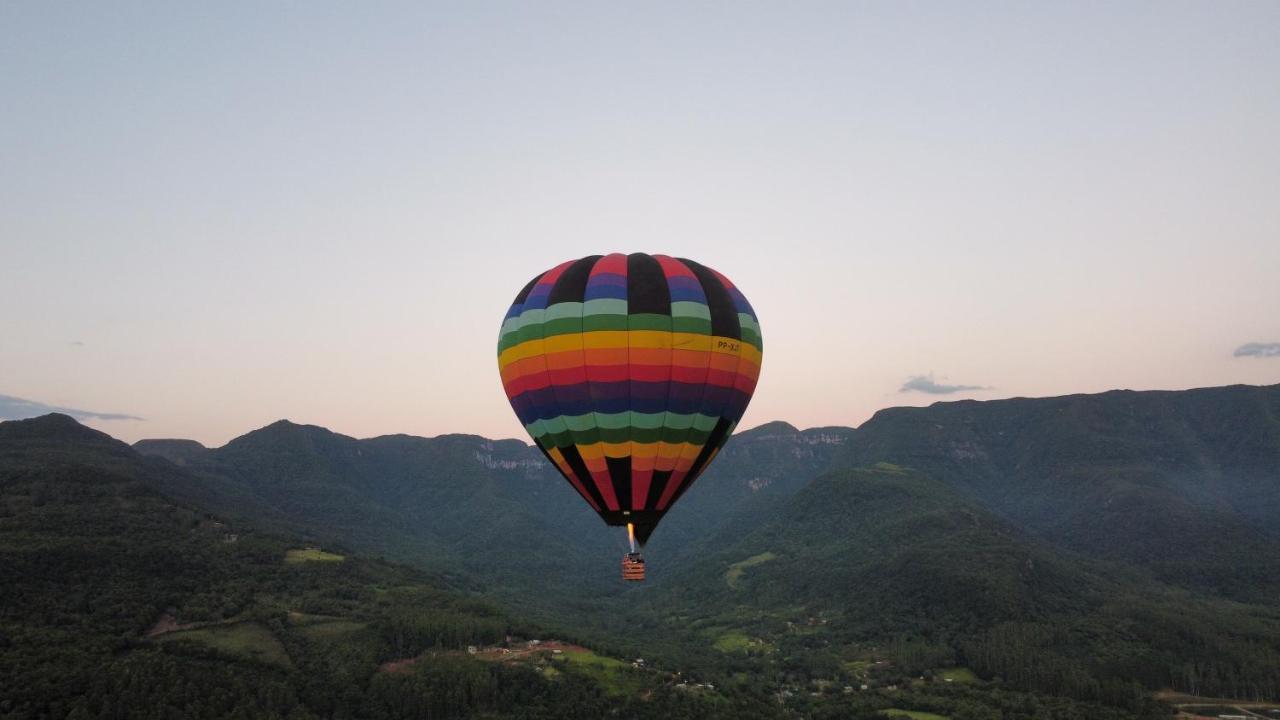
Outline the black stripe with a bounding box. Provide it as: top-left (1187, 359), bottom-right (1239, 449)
top-left (679, 258), bottom-right (740, 339)
top-left (605, 455), bottom-right (632, 511)
top-left (548, 255), bottom-right (601, 305)
top-left (557, 444), bottom-right (608, 511)
top-left (668, 418), bottom-right (732, 507)
top-left (646, 469), bottom-right (673, 510)
top-left (633, 520), bottom-right (657, 546)
top-left (627, 253), bottom-right (670, 315)
top-left (533, 442), bottom-right (598, 510)
top-left (512, 272), bottom-right (543, 305)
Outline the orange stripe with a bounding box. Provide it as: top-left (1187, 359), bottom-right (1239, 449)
top-left (584, 347), bottom-right (629, 366)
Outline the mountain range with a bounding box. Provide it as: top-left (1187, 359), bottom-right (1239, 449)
top-left (4, 383), bottom-right (1279, 717)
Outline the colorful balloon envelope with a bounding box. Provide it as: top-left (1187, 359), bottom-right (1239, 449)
top-left (497, 253), bottom-right (762, 547)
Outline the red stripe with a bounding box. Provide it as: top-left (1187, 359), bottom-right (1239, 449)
top-left (537, 259), bottom-right (575, 285)
top-left (708, 266), bottom-right (737, 290)
top-left (590, 468), bottom-right (620, 510)
top-left (628, 364), bottom-right (672, 383)
top-left (584, 364), bottom-right (630, 383)
top-left (548, 366), bottom-right (588, 386)
top-left (657, 469), bottom-right (687, 509)
top-left (705, 369), bottom-right (738, 387)
top-left (503, 373), bottom-right (550, 397)
top-left (670, 365), bottom-right (709, 384)
top-left (652, 254), bottom-right (697, 278)
top-left (591, 252), bottom-right (627, 275)
top-left (632, 468), bottom-right (653, 510)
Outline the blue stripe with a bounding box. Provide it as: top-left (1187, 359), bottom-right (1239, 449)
top-left (668, 287), bottom-right (708, 303)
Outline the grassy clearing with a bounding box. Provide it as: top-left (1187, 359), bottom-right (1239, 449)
top-left (285, 547), bottom-right (345, 563)
top-left (843, 659), bottom-right (873, 676)
top-left (158, 622), bottom-right (291, 668)
top-left (938, 667), bottom-right (979, 684)
top-left (881, 710), bottom-right (948, 720)
top-left (557, 649), bottom-right (640, 696)
top-left (714, 631), bottom-right (752, 652)
top-left (724, 552), bottom-right (778, 589)
top-left (713, 630), bottom-right (773, 654)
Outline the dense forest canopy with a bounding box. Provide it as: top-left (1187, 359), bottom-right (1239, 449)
top-left (4, 383), bottom-right (1280, 718)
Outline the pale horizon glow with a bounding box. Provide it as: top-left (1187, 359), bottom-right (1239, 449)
top-left (2, 2), bottom-right (1278, 446)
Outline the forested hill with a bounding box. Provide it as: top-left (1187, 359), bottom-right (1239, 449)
top-left (132, 383), bottom-right (1280, 610)
top-left (0, 414), bottom-right (775, 720)
top-left (837, 383), bottom-right (1280, 601)
top-left (654, 463), bottom-right (1280, 707)
top-left (13, 382), bottom-right (1278, 718)
top-left (130, 415), bottom-right (856, 610)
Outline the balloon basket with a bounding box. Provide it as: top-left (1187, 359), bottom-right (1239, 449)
top-left (621, 552), bottom-right (646, 582)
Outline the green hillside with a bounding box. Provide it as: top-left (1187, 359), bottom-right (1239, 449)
top-left (649, 464), bottom-right (1280, 707)
top-left (0, 415), bottom-right (777, 720)
top-left (839, 384), bottom-right (1280, 601)
top-left (91, 381), bottom-right (1280, 717)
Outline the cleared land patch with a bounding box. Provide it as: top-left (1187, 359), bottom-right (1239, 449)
top-left (285, 547), bottom-right (345, 563)
top-left (558, 648), bottom-right (642, 696)
top-left (725, 552), bottom-right (778, 589)
top-left (938, 667), bottom-right (979, 684)
top-left (713, 630), bottom-right (773, 654)
top-left (157, 621), bottom-right (291, 668)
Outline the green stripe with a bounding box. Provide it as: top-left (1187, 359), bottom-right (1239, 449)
top-left (505, 308), bottom-right (740, 349)
top-left (542, 317), bottom-right (582, 338)
top-left (627, 313), bottom-right (670, 331)
top-left (583, 314), bottom-right (629, 332)
top-left (670, 301), bottom-right (711, 319)
top-left (544, 302), bottom-right (582, 321)
top-left (738, 313), bottom-right (763, 350)
top-left (515, 308), bottom-right (545, 345)
top-left (672, 316), bottom-right (712, 334)
top-left (583, 298), bottom-right (627, 316)
top-left (526, 412), bottom-right (720, 444)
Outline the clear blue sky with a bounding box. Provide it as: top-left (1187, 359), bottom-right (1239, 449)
top-left (2, 2), bottom-right (1277, 445)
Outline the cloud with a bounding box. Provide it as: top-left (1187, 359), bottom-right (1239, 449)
top-left (0, 394), bottom-right (143, 422)
top-left (899, 374), bottom-right (990, 395)
top-left (1233, 342), bottom-right (1280, 358)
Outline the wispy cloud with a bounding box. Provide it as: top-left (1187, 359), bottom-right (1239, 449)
top-left (0, 394), bottom-right (143, 422)
top-left (1234, 342), bottom-right (1280, 358)
top-left (899, 374), bottom-right (990, 395)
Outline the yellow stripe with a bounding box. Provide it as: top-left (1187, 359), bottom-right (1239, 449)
top-left (575, 441), bottom-right (631, 459)
top-left (499, 331), bottom-right (760, 368)
top-left (573, 440), bottom-right (702, 460)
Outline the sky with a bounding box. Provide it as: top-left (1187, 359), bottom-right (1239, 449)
top-left (2, 2), bottom-right (1278, 446)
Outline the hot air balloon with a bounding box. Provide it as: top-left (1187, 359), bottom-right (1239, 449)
top-left (497, 253), bottom-right (762, 581)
